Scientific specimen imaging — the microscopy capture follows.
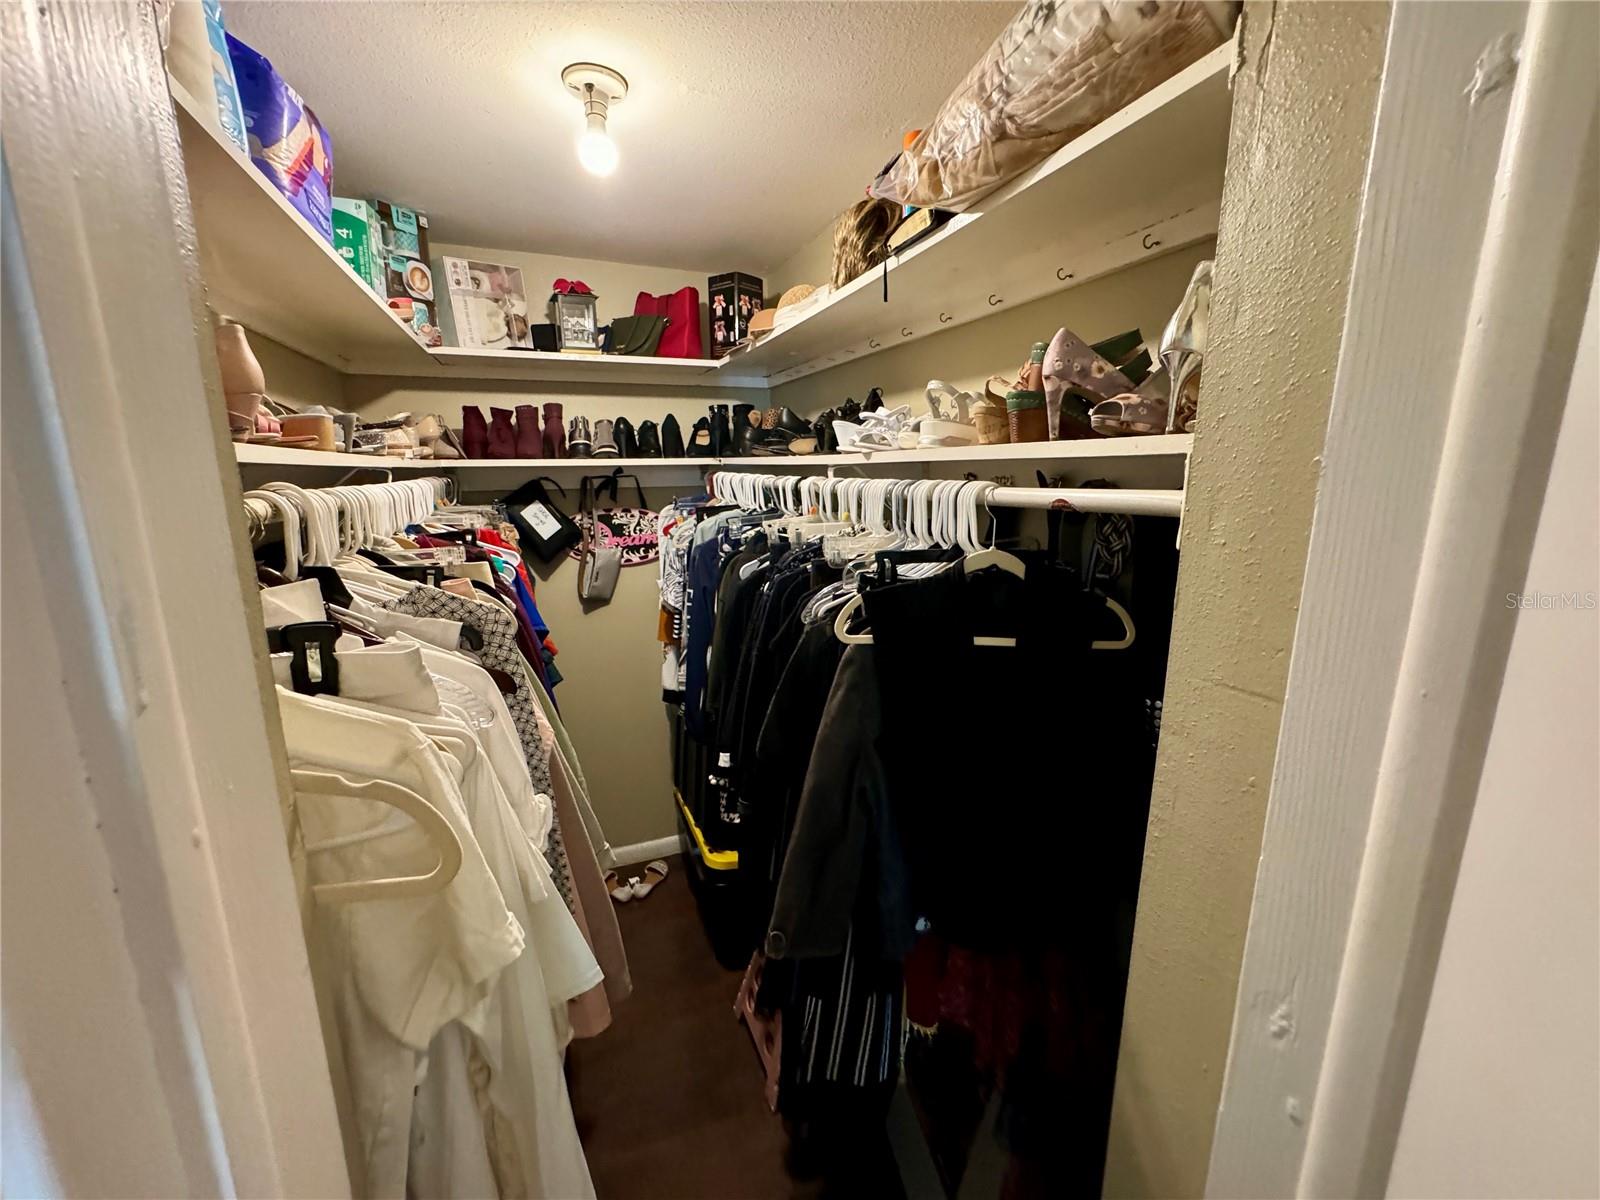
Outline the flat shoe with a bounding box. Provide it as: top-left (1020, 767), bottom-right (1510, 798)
top-left (630, 859), bottom-right (669, 899)
top-left (605, 870), bottom-right (634, 902)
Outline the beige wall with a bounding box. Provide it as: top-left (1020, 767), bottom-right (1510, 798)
top-left (767, 216), bottom-right (835, 297)
top-left (515, 483), bottom-right (686, 851)
top-left (772, 243), bottom-right (1214, 419)
top-left (252, 330), bottom-right (345, 411)
top-left (1103, 3), bottom-right (1392, 1196)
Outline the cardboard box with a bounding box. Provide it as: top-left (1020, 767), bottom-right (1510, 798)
top-left (372, 200), bottom-right (441, 346)
top-left (708, 272), bottom-right (764, 354)
top-left (436, 257), bottom-right (534, 350)
top-left (331, 198), bottom-right (384, 296)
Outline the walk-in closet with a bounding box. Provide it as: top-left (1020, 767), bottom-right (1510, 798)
top-left (4, 2), bottom-right (1597, 1198)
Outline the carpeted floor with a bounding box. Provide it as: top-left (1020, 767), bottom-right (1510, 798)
top-left (567, 855), bottom-right (824, 1199)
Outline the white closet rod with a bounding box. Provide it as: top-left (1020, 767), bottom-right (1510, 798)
top-left (987, 485), bottom-right (1182, 519)
top-left (708, 470), bottom-right (1184, 519)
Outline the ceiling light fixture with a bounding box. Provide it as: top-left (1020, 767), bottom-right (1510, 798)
top-left (561, 62), bottom-right (627, 178)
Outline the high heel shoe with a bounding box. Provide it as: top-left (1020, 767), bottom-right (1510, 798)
top-left (1041, 327), bottom-right (1132, 440)
top-left (514, 404), bottom-right (543, 458)
top-left (542, 403), bottom-right (566, 458)
top-left (487, 407), bottom-right (517, 458)
top-left (661, 414), bottom-right (685, 458)
top-left (461, 406), bottom-right (490, 458)
top-left (1160, 259), bottom-right (1212, 434)
top-left (687, 417), bottom-right (713, 457)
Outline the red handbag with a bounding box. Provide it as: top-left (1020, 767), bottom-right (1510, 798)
top-left (634, 287), bottom-right (703, 358)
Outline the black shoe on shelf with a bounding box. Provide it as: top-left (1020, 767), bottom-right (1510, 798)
top-left (661, 414), bottom-right (686, 458)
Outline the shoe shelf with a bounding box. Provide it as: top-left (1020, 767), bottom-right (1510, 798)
top-left (713, 43), bottom-right (1234, 387)
top-left (176, 42), bottom-right (1231, 392)
top-left (233, 442), bottom-right (441, 470)
top-left (234, 436), bottom-right (1191, 474)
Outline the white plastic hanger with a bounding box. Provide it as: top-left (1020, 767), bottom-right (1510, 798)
top-left (292, 768), bottom-right (463, 902)
top-left (960, 480), bottom-right (1025, 580)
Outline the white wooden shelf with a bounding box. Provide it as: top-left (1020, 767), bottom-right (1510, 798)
top-left (713, 44), bottom-right (1234, 386)
top-left (415, 349), bottom-right (766, 389)
top-left (233, 442), bottom-right (439, 469)
top-left (234, 436), bottom-right (1190, 473)
top-left (169, 77), bottom-right (435, 375)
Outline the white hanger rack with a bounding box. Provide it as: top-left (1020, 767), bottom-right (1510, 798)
top-left (705, 469), bottom-right (1184, 520)
top-left (241, 475), bottom-right (452, 576)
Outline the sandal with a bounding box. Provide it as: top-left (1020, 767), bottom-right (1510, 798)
top-left (1091, 393), bottom-right (1169, 436)
top-left (605, 870), bottom-right (634, 903)
top-left (630, 859), bottom-right (669, 900)
top-left (920, 382), bottom-right (981, 447)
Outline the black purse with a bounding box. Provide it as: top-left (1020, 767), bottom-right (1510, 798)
top-left (502, 476), bottom-right (580, 563)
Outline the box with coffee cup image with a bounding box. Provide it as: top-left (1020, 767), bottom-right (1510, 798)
top-left (372, 199), bottom-right (442, 346)
top-left (435, 256), bottom-right (534, 351)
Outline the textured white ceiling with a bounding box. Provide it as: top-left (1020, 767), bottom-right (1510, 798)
top-left (223, 1), bottom-right (1010, 270)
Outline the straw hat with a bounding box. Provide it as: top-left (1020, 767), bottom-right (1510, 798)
top-left (747, 284), bottom-right (817, 337)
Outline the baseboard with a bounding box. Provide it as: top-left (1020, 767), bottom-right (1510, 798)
top-left (609, 835), bottom-right (680, 868)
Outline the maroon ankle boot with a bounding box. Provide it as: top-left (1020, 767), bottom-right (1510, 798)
top-left (514, 404), bottom-right (543, 458)
top-left (462, 406), bottom-right (489, 458)
top-left (488, 407), bottom-right (517, 459)
top-left (542, 403), bottom-right (566, 458)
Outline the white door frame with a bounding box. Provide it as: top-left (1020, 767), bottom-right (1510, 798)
top-left (1, 3), bottom-right (348, 1195)
top-left (1207, 2), bottom-right (1599, 1196)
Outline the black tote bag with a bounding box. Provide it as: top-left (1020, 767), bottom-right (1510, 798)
top-left (502, 476), bottom-right (581, 563)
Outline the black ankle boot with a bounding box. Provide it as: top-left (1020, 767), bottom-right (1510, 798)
top-left (613, 416), bottom-right (638, 458)
top-left (814, 408), bottom-right (839, 454)
top-left (730, 403), bottom-right (757, 456)
top-left (708, 404), bottom-right (731, 457)
top-left (637, 420), bottom-right (662, 458)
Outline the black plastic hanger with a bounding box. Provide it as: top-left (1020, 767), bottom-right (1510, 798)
top-left (265, 622), bottom-right (341, 695)
top-left (300, 565), bottom-right (354, 609)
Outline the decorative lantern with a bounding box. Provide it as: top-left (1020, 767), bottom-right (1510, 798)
top-left (549, 278), bottom-right (599, 354)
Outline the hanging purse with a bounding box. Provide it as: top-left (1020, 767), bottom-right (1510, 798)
top-left (634, 287), bottom-right (703, 358)
top-left (502, 476), bottom-right (580, 563)
top-left (577, 473), bottom-right (622, 603)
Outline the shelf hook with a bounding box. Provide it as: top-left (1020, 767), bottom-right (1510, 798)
top-left (938, 312), bottom-right (952, 323)
top-left (987, 294), bottom-right (1003, 307)
top-left (1142, 233), bottom-right (1161, 250)
top-left (1056, 267), bottom-right (1073, 281)
top-left (901, 327), bottom-right (913, 337)
top-left (868, 338), bottom-right (882, 349)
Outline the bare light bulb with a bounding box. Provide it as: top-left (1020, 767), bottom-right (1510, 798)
top-left (578, 111), bottom-right (618, 177)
